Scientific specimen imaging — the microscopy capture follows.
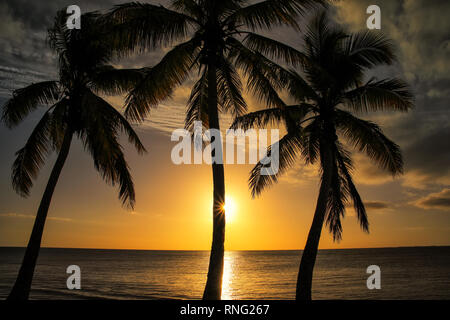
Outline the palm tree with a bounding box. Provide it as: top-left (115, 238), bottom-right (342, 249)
top-left (2, 11), bottom-right (146, 300)
top-left (231, 11), bottom-right (414, 300)
top-left (103, 0), bottom-right (323, 299)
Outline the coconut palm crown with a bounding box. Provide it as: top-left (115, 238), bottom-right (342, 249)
top-left (102, 0), bottom-right (325, 300)
top-left (231, 10), bottom-right (414, 300)
top-left (2, 11), bottom-right (146, 300)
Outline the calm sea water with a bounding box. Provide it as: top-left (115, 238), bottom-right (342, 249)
top-left (0, 247), bottom-right (449, 300)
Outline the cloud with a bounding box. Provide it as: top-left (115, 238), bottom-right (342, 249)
top-left (346, 201), bottom-right (391, 216)
top-left (0, 64), bottom-right (52, 97)
top-left (0, 3), bottom-right (24, 42)
top-left (345, 200), bottom-right (392, 218)
top-left (414, 189), bottom-right (450, 210)
top-left (279, 162), bottom-right (320, 186)
top-left (0, 0), bottom-right (131, 98)
top-left (398, 114), bottom-right (450, 188)
top-left (334, 0), bottom-right (450, 82)
top-left (0, 0), bottom-right (448, 193)
top-left (364, 201), bottom-right (391, 210)
top-left (0, 212), bottom-right (73, 222)
top-left (351, 153), bottom-right (397, 186)
top-left (333, 0), bottom-right (450, 190)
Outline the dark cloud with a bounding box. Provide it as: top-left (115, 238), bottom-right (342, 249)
top-left (334, 0), bottom-right (450, 190)
top-left (0, 0), bottom-right (174, 96)
top-left (346, 201), bottom-right (390, 210)
top-left (0, 0), bottom-right (449, 193)
top-left (414, 189), bottom-right (450, 210)
top-left (402, 120), bottom-right (450, 186)
top-left (3, 0), bottom-right (122, 30)
top-left (0, 0), bottom-right (123, 90)
top-left (365, 201), bottom-right (390, 210)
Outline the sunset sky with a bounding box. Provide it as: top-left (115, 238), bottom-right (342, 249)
top-left (0, 0), bottom-right (449, 250)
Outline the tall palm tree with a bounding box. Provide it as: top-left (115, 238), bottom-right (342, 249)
top-left (103, 0), bottom-right (323, 299)
top-left (232, 11), bottom-right (414, 300)
top-left (2, 11), bottom-right (146, 300)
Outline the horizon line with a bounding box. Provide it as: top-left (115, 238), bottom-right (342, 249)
top-left (1, 245), bottom-right (449, 252)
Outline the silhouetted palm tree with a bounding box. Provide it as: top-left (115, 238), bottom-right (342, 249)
top-left (232, 11), bottom-right (414, 300)
top-left (2, 11), bottom-right (146, 300)
top-left (103, 0), bottom-right (323, 299)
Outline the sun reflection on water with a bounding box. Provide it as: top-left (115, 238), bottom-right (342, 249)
top-left (221, 252), bottom-right (234, 300)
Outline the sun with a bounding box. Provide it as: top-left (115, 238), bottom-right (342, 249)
top-left (223, 196), bottom-right (237, 222)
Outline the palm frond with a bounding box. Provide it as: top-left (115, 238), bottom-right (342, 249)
top-left (89, 66), bottom-right (147, 96)
top-left (125, 38), bottom-right (200, 122)
top-left (216, 56), bottom-right (247, 117)
top-left (48, 99), bottom-right (69, 151)
top-left (302, 11), bottom-right (350, 91)
top-left (243, 32), bottom-right (309, 67)
top-left (48, 11), bottom-right (71, 56)
top-left (345, 30), bottom-right (396, 69)
top-left (228, 0), bottom-right (320, 30)
top-left (299, 120), bottom-right (320, 164)
top-left (79, 89), bottom-right (138, 208)
top-left (110, 111), bottom-right (147, 155)
top-left (344, 78), bottom-right (414, 113)
top-left (285, 70), bottom-right (319, 102)
top-left (185, 68), bottom-right (209, 131)
top-left (2, 81), bottom-right (60, 128)
top-left (11, 111), bottom-right (54, 197)
top-left (82, 89), bottom-right (146, 154)
top-left (335, 109), bottom-right (403, 175)
top-left (230, 108), bottom-right (285, 130)
top-left (231, 103), bottom-right (313, 135)
top-left (49, 11), bottom-right (113, 81)
top-left (249, 131), bottom-right (304, 197)
top-left (103, 2), bottom-right (195, 55)
top-left (229, 38), bottom-right (286, 108)
top-left (325, 150), bottom-right (347, 241)
top-left (171, 0), bottom-right (205, 22)
top-left (214, 0), bottom-right (246, 21)
top-left (285, 103), bottom-right (316, 124)
top-left (112, 151), bottom-right (136, 209)
top-left (335, 144), bottom-right (369, 233)
top-left (303, 10), bottom-right (345, 60)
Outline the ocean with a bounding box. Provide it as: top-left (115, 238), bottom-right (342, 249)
top-left (0, 247), bottom-right (449, 300)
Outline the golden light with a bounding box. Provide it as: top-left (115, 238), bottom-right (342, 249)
top-left (223, 196), bottom-right (237, 222)
top-left (221, 252), bottom-right (234, 299)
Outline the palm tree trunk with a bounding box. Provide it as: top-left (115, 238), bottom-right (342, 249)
top-left (296, 143), bottom-right (333, 300)
top-left (7, 128), bottom-right (73, 301)
top-left (202, 49), bottom-right (226, 300)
